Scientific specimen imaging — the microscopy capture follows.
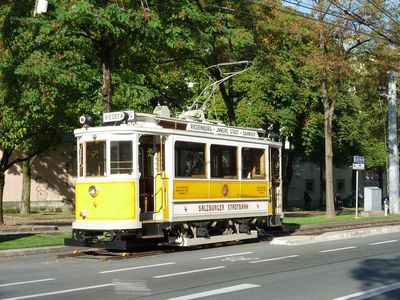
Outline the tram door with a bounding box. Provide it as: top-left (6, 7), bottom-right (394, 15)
top-left (269, 147), bottom-right (280, 215)
top-left (138, 135), bottom-right (165, 218)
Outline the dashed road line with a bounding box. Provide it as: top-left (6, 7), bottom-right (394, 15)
top-left (0, 283), bottom-right (114, 300)
top-left (165, 283), bottom-right (261, 300)
top-left (0, 278), bottom-right (55, 288)
top-left (319, 246), bottom-right (357, 253)
top-left (249, 254), bottom-right (299, 264)
top-left (369, 240), bottom-right (398, 246)
top-left (99, 262), bottom-right (176, 274)
top-left (201, 252), bottom-right (253, 260)
top-left (154, 266), bottom-right (226, 279)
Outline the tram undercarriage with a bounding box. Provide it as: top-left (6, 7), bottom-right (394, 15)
top-left (64, 216), bottom-right (282, 250)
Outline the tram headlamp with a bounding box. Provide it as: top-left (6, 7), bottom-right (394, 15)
top-left (88, 185), bottom-right (97, 197)
top-left (79, 115), bottom-right (94, 127)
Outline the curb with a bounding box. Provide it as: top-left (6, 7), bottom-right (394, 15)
top-left (0, 246), bottom-right (72, 258)
top-left (271, 225), bottom-right (400, 246)
top-left (0, 226), bottom-right (59, 235)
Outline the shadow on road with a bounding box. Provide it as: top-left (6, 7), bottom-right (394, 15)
top-left (351, 255), bottom-right (400, 299)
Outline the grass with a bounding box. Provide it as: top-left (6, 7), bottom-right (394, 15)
top-left (0, 233), bottom-right (70, 251)
top-left (283, 208), bottom-right (400, 225)
top-left (1, 211), bottom-right (73, 250)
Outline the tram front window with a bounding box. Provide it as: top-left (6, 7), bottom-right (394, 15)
top-left (85, 141), bottom-right (106, 177)
top-left (111, 141), bottom-right (133, 174)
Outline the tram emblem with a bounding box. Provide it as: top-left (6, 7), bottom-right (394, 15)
top-left (222, 184), bottom-right (229, 197)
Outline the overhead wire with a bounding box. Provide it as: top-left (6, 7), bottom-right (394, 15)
top-left (149, 1), bottom-right (396, 44)
top-left (247, 0), bottom-right (391, 43)
top-left (326, 0), bottom-right (400, 44)
top-left (363, 0), bottom-right (400, 28)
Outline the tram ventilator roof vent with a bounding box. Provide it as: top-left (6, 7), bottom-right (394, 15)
top-left (153, 105), bottom-right (170, 118)
top-left (178, 109), bottom-right (205, 121)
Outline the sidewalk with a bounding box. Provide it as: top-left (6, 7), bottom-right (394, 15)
top-left (1, 216), bottom-right (72, 235)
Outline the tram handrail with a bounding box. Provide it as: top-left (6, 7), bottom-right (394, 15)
top-left (153, 172), bottom-right (166, 213)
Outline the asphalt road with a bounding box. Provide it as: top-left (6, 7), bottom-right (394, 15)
top-left (2, 232), bottom-right (400, 300)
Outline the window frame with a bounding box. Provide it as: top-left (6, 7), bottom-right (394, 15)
top-left (241, 147), bottom-right (266, 180)
top-left (84, 140), bottom-right (107, 177)
top-left (174, 140), bottom-right (207, 178)
top-left (110, 140), bottom-right (134, 175)
top-left (210, 144), bottom-right (238, 179)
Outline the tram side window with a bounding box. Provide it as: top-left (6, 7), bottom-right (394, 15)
top-left (175, 141), bottom-right (206, 178)
top-left (85, 141), bottom-right (106, 177)
top-left (211, 145), bottom-right (237, 178)
top-left (242, 148), bottom-right (265, 179)
top-left (111, 141), bottom-right (133, 175)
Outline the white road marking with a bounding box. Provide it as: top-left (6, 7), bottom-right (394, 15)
top-left (248, 254), bottom-right (299, 264)
top-left (0, 278), bottom-right (55, 288)
top-left (221, 256), bottom-right (259, 262)
top-left (1, 283), bottom-right (114, 300)
top-left (165, 283), bottom-right (261, 300)
top-left (369, 239), bottom-right (398, 245)
top-left (201, 251), bottom-right (253, 260)
top-left (154, 266), bottom-right (226, 278)
top-left (332, 281), bottom-right (400, 300)
top-left (320, 246), bottom-right (357, 253)
top-left (99, 262), bottom-right (176, 274)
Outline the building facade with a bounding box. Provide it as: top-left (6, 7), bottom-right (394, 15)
top-left (2, 143), bottom-right (76, 211)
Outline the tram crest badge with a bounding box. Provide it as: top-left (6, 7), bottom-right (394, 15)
top-left (222, 184), bottom-right (229, 197)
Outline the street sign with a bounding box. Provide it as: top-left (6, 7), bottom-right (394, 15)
top-left (353, 155), bottom-right (364, 164)
top-left (352, 163), bottom-right (365, 170)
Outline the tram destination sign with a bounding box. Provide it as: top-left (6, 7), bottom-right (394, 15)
top-left (186, 123), bottom-right (259, 138)
top-left (103, 111), bottom-right (135, 123)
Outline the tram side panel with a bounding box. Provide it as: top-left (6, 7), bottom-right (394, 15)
top-left (169, 136), bottom-right (282, 233)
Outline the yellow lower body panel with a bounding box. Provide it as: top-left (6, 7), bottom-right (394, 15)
top-left (75, 180), bottom-right (136, 221)
top-left (173, 180), bottom-right (270, 200)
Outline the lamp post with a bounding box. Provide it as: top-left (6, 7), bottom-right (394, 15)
top-left (387, 71), bottom-right (399, 214)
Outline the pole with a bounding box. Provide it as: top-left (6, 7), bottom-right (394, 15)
top-left (355, 170), bottom-right (359, 219)
top-left (388, 71), bottom-right (399, 214)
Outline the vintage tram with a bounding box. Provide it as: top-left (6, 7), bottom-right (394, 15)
top-left (65, 105), bottom-right (283, 249)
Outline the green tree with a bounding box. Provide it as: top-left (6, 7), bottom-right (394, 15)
top-left (0, 1), bottom-right (96, 223)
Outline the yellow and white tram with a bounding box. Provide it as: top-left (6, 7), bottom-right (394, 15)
top-left (65, 105), bottom-right (283, 249)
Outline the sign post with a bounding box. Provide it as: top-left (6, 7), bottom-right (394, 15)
top-left (352, 156), bottom-right (365, 219)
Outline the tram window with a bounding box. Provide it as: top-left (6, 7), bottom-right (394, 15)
top-left (241, 148), bottom-right (265, 179)
top-left (111, 141), bottom-right (133, 175)
top-left (211, 145), bottom-right (237, 178)
top-left (175, 141), bottom-right (206, 178)
top-left (85, 141), bottom-right (106, 177)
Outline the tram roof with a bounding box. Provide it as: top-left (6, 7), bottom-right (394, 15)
top-left (75, 107), bottom-right (281, 145)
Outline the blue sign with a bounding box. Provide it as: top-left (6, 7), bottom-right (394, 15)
top-left (354, 156), bottom-right (364, 164)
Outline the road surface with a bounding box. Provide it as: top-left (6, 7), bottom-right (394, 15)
top-left (1, 232), bottom-right (400, 299)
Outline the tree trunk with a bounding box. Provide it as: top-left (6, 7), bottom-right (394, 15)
top-left (0, 149), bottom-right (13, 225)
top-left (319, 158), bottom-right (324, 209)
top-left (20, 157), bottom-right (32, 216)
top-left (95, 34), bottom-right (113, 113)
top-left (324, 97), bottom-right (335, 218)
top-left (0, 171), bottom-right (5, 225)
top-left (102, 55), bottom-right (112, 113)
top-left (318, 8), bottom-right (335, 218)
top-left (210, 69), bottom-right (236, 126)
top-left (282, 146), bottom-right (293, 209)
